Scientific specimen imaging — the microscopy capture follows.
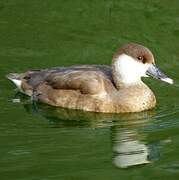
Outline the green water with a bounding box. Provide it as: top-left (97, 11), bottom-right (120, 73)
top-left (1, 0), bottom-right (179, 179)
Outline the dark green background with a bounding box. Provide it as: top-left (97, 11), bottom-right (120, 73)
top-left (0, 0), bottom-right (179, 179)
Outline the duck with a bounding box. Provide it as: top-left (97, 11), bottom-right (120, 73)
top-left (6, 43), bottom-right (173, 113)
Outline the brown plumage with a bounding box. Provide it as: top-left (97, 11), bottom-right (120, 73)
top-left (7, 43), bottom-right (173, 113)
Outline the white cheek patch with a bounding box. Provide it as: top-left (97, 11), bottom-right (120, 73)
top-left (114, 54), bottom-right (150, 84)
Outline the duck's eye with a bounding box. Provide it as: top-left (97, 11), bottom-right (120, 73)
top-left (137, 56), bottom-right (144, 61)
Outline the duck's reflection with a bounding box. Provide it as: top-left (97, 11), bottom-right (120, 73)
top-left (111, 112), bottom-right (160, 168)
top-left (14, 93), bottom-right (160, 168)
top-left (113, 130), bottom-right (149, 168)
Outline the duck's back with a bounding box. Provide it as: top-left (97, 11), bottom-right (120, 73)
top-left (46, 65), bottom-right (115, 93)
top-left (7, 65), bottom-right (118, 111)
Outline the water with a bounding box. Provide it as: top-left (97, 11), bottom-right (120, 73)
top-left (0, 0), bottom-right (179, 179)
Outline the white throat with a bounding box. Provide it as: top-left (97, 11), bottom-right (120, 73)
top-left (113, 54), bottom-right (150, 85)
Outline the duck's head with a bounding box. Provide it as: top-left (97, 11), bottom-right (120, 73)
top-left (112, 43), bottom-right (173, 86)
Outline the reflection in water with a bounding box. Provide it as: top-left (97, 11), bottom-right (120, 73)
top-left (112, 128), bottom-right (160, 168)
top-left (14, 93), bottom-right (160, 168)
top-left (113, 130), bottom-right (150, 168)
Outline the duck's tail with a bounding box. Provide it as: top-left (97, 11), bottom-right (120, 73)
top-left (6, 73), bottom-right (23, 91)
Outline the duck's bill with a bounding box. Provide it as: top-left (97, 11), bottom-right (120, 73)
top-left (146, 64), bottom-right (173, 84)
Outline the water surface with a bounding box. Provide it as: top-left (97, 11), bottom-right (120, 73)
top-left (0, 0), bottom-right (179, 179)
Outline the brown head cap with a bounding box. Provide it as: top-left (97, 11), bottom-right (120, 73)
top-left (113, 43), bottom-right (155, 64)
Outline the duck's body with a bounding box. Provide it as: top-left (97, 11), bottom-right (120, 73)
top-left (7, 43), bottom-right (173, 113)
